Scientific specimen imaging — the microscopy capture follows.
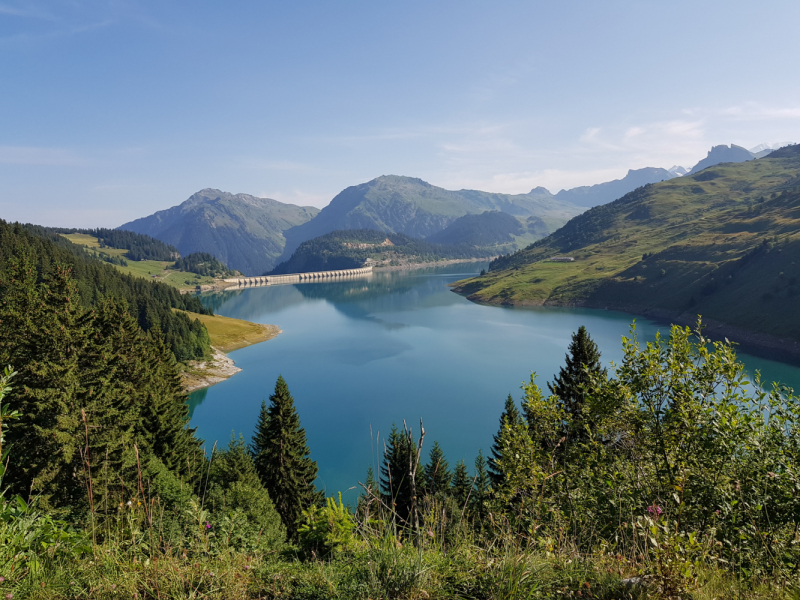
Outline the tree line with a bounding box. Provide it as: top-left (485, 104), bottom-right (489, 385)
top-left (270, 228), bottom-right (498, 275)
top-left (2, 222), bottom-right (211, 361)
top-left (52, 227), bottom-right (179, 261)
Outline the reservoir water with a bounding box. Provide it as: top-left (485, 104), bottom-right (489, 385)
top-left (190, 263), bottom-right (800, 501)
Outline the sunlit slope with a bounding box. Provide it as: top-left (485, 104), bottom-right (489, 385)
top-left (453, 146), bottom-right (800, 339)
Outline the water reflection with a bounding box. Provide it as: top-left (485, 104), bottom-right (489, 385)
top-left (189, 262), bottom-right (800, 498)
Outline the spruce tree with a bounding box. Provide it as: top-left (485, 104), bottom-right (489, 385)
top-left (423, 441), bottom-right (451, 497)
top-left (472, 450), bottom-right (490, 524)
top-left (379, 424), bottom-right (422, 525)
top-left (251, 376), bottom-right (322, 538)
top-left (548, 326), bottom-right (606, 436)
top-left (451, 459), bottom-right (472, 508)
top-left (488, 394), bottom-right (523, 489)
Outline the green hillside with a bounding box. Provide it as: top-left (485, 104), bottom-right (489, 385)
top-left (119, 189), bottom-right (320, 276)
top-left (270, 228), bottom-right (497, 274)
top-left (279, 175), bottom-right (583, 261)
top-left (453, 145), bottom-right (800, 343)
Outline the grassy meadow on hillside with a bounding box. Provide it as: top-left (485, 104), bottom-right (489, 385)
top-left (455, 148), bottom-right (800, 341)
top-left (61, 233), bottom-right (220, 290)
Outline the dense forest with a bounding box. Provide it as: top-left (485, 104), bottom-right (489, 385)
top-left (269, 229), bottom-right (497, 275)
top-left (173, 252), bottom-right (237, 277)
top-left (1, 222), bottom-right (211, 361)
top-left (53, 227), bottom-right (179, 261)
top-left (0, 260), bottom-right (797, 600)
top-left (426, 210), bottom-right (524, 245)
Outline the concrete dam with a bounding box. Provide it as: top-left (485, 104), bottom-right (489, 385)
top-left (223, 265), bottom-right (374, 288)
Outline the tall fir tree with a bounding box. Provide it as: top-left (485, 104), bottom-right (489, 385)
top-left (379, 424), bottom-right (422, 526)
top-left (488, 394), bottom-right (523, 489)
top-left (451, 459), bottom-right (472, 508)
top-left (472, 450), bottom-right (490, 523)
top-left (548, 326), bottom-right (606, 437)
top-left (423, 441), bottom-right (451, 497)
top-left (251, 376), bottom-right (322, 538)
top-left (0, 255), bottom-right (86, 508)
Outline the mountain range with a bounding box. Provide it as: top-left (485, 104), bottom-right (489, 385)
top-left (119, 142), bottom-right (794, 276)
top-left (453, 144), bottom-right (800, 348)
top-left (120, 189), bottom-right (319, 276)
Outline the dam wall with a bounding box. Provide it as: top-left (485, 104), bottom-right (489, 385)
top-left (223, 265), bottom-right (373, 288)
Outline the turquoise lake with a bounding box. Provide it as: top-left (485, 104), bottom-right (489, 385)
top-left (189, 263), bottom-right (800, 502)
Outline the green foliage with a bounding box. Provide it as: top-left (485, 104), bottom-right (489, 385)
top-left (499, 321), bottom-right (800, 587)
top-left (379, 424), bottom-right (422, 527)
top-left (173, 252), bottom-right (236, 277)
top-left (251, 377), bottom-right (322, 538)
top-left (0, 257), bottom-right (203, 509)
top-left (461, 151), bottom-right (800, 342)
top-left (298, 492), bottom-right (357, 557)
top-left (488, 394), bottom-right (523, 489)
top-left (547, 325), bottom-right (607, 440)
top-left (1, 221), bottom-right (212, 361)
top-left (423, 441), bottom-right (451, 497)
top-left (271, 228), bottom-right (498, 275)
top-left (450, 460), bottom-right (472, 508)
top-left (54, 227), bottom-right (178, 260)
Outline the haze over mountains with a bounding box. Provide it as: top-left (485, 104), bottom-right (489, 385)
top-left (118, 142), bottom-right (794, 275)
top-left (120, 189), bottom-right (319, 276)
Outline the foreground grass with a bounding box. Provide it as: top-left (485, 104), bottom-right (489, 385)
top-left (6, 537), bottom-right (795, 600)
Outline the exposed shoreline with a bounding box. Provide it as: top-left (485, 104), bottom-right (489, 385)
top-left (180, 322), bottom-right (282, 392)
top-left (456, 288), bottom-right (800, 365)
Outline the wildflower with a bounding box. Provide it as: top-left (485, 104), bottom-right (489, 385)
top-left (0, 577), bottom-right (4, 583)
top-left (7, 593), bottom-right (13, 599)
top-left (427, 530), bottom-right (434, 537)
top-left (244, 565), bottom-right (251, 570)
top-left (205, 521), bottom-right (211, 529)
top-left (646, 504), bottom-right (663, 518)
top-left (127, 500), bottom-right (132, 506)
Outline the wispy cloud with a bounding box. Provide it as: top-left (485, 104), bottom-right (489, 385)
top-left (0, 146), bottom-right (90, 166)
top-left (720, 102), bottom-right (800, 120)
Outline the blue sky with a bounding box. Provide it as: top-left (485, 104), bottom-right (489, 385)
top-left (2, 1), bottom-right (800, 227)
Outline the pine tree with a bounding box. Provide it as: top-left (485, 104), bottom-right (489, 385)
top-left (472, 450), bottom-right (490, 523)
top-left (488, 394), bottom-right (523, 489)
top-left (548, 326), bottom-right (606, 436)
top-left (423, 441), bottom-right (451, 497)
top-left (451, 459), bottom-right (472, 508)
top-left (0, 256), bottom-right (86, 508)
top-left (379, 424), bottom-right (421, 526)
top-left (251, 376), bottom-right (322, 538)
top-left (357, 465), bottom-right (380, 521)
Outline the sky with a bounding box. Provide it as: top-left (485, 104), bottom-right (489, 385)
top-left (2, 0), bottom-right (800, 228)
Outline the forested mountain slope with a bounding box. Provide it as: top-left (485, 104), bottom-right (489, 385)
top-left (270, 229), bottom-right (497, 274)
top-left (119, 189), bottom-right (319, 275)
top-left (278, 175), bottom-right (583, 261)
top-left (453, 145), bottom-right (800, 345)
top-left (0, 222), bottom-right (212, 361)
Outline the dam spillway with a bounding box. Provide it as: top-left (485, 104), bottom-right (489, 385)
top-left (223, 265), bottom-right (374, 288)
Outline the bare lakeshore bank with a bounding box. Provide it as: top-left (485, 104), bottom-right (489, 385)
top-left (179, 311), bottom-right (281, 391)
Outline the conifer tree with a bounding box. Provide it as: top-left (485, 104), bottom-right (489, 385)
top-left (357, 465), bottom-right (380, 521)
top-left (0, 256), bottom-right (86, 507)
top-left (423, 441), bottom-right (451, 497)
top-left (251, 376), bottom-right (322, 538)
top-left (548, 326), bottom-right (606, 437)
top-left (472, 450), bottom-right (490, 523)
top-left (451, 459), bottom-right (472, 508)
top-left (488, 395), bottom-right (523, 489)
top-left (379, 424), bottom-right (422, 525)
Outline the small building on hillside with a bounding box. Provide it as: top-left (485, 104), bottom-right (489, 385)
top-left (550, 256), bottom-right (575, 262)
